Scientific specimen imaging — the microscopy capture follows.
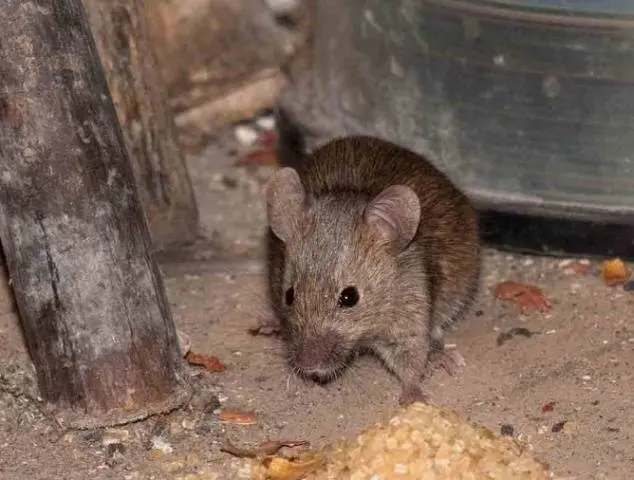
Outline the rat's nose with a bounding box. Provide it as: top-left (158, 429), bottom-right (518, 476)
top-left (294, 330), bottom-right (345, 379)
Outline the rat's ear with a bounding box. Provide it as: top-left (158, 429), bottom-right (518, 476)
top-left (364, 185), bottom-right (420, 252)
top-left (266, 167), bottom-right (306, 243)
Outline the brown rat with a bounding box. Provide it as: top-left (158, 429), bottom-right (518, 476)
top-left (262, 135), bottom-right (481, 405)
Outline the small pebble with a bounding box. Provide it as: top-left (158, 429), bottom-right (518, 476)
top-left (234, 124), bottom-right (259, 147)
top-left (150, 436), bottom-right (173, 454)
top-left (537, 425), bottom-right (549, 435)
top-left (552, 421), bottom-right (567, 433)
top-left (255, 115), bottom-right (276, 131)
top-left (500, 424), bottom-right (514, 436)
top-left (581, 375), bottom-right (591, 381)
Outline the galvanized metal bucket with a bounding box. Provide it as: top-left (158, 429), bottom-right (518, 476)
top-left (277, 0), bottom-right (634, 257)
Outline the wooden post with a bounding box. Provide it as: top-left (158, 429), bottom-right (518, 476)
top-left (0, 0), bottom-right (190, 427)
top-left (82, 0), bottom-right (199, 250)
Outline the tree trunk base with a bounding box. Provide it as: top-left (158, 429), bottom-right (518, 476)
top-left (53, 380), bottom-right (191, 429)
top-left (0, 0), bottom-right (191, 426)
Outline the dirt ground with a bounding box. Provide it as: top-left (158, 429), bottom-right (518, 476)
top-left (1, 129), bottom-right (633, 480)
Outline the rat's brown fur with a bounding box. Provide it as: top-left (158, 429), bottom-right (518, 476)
top-left (264, 135), bottom-right (480, 405)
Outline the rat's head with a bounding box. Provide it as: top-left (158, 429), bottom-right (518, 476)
top-left (266, 167), bottom-right (421, 383)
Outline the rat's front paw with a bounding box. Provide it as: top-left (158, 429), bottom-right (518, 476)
top-left (399, 384), bottom-right (430, 406)
top-left (248, 315), bottom-right (282, 336)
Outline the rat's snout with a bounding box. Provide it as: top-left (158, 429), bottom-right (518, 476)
top-left (292, 330), bottom-right (348, 382)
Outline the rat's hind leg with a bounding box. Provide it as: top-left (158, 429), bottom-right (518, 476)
top-left (428, 265), bottom-right (480, 375)
top-left (428, 333), bottom-right (466, 376)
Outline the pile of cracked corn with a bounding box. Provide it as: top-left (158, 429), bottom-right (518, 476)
top-left (251, 402), bottom-right (561, 480)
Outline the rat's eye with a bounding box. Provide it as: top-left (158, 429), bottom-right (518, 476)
top-left (285, 287), bottom-right (295, 306)
top-left (338, 286), bottom-right (359, 308)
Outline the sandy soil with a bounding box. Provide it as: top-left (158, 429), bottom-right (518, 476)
top-left (1, 130), bottom-right (632, 479)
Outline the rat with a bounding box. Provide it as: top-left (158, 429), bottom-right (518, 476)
top-left (259, 135), bottom-right (481, 405)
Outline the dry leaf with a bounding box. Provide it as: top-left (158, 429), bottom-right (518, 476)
top-left (217, 409), bottom-right (257, 425)
top-left (262, 454), bottom-right (325, 480)
top-left (234, 149), bottom-right (279, 166)
top-left (602, 258), bottom-right (630, 286)
top-left (493, 281), bottom-right (552, 312)
top-left (185, 351), bottom-right (225, 372)
top-left (221, 439), bottom-right (309, 458)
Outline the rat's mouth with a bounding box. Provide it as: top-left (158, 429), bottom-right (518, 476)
top-left (300, 363), bottom-right (347, 385)
top-left (290, 331), bottom-right (356, 384)
top-left (296, 363), bottom-right (347, 385)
